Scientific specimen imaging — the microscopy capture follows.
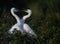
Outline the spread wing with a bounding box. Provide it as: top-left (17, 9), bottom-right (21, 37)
top-left (23, 23), bottom-right (37, 37)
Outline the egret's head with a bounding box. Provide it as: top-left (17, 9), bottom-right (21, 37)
top-left (11, 8), bottom-right (18, 12)
top-left (24, 9), bottom-right (32, 14)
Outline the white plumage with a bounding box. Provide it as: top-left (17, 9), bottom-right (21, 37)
top-left (9, 7), bottom-right (37, 38)
top-left (23, 23), bottom-right (37, 37)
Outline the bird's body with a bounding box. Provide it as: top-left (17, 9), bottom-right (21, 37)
top-left (9, 7), bottom-right (37, 38)
top-left (23, 23), bottom-right (37, 37)
top-left (9, 19), bottom-right (25, 34)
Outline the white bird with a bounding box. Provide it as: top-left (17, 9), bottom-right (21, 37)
top-left (9, 7), bottom-right (37, 38)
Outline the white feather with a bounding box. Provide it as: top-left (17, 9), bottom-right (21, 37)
top-left (9, 7), bottom-right (37, 38)
top-left (23, 23), bottom-right (37, 37)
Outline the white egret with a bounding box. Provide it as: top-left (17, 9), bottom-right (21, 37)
top-left (9, 7), bottom-right (37, 38)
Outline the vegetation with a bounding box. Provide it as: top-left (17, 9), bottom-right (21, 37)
top-left (0, 0), bottom-right (60, 44)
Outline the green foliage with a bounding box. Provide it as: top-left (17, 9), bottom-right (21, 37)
top-left (0, 0), bottom-right (60, 44)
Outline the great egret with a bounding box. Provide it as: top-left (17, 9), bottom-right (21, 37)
top-left (9, 7), bottom-right (37, 38)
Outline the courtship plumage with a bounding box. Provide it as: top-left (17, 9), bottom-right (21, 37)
top-left (9, 7), bottom-right (37, 38)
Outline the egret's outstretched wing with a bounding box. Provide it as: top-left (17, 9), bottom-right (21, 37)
top-left (23, 23), bottom-right (37, 37)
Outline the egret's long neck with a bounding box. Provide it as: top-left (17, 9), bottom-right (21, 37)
top-left (11, 9), bottom-right (20, 23)
top-left (23, 12), bottom-right (31, 20)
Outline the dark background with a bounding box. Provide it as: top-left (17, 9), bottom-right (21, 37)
top-left (0, 0), bottom-right (60, 44)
